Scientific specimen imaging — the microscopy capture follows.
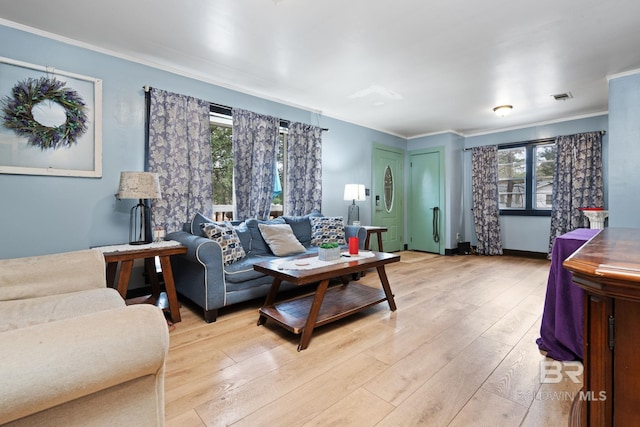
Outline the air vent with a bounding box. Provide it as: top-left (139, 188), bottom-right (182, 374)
top-left (552, 92), bottom-right (573, 101)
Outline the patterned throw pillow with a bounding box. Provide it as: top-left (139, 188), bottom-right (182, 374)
top-left (201, 222), bottom-right (246, 265)
top-left (310, 216), bottom-right (346, 246)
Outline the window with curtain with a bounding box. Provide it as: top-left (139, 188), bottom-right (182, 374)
top-left (209, 111), bottom-right (287, 220)
top-left (497, 141), bottom-right (556, 215)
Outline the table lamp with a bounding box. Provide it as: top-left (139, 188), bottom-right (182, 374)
top-left (117, 171), bottom-right (162, 245)
top-left (344, 184), bottom-right (366, 225)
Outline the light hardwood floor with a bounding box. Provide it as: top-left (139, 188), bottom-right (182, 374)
top-left (164, 251), bottom-right (582, 427)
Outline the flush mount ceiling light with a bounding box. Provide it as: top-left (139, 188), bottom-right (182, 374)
top-left (493, 105), bottom-right (513, 117)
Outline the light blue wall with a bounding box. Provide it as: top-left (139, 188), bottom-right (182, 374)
top-left (0, 24), bottom-right (403, 258)
top-left (465, 115), bottom-right (609, 252)
top-left (608, 71), bottom-right (640, 227)
top-left (408, 115), bottom-right (608, 253)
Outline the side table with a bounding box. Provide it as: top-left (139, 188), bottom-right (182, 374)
top-left (363, 226), bottom-right (387, 251)
top-left (97, 241), bottom-right (186, 323)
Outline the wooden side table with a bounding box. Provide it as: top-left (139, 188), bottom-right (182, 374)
top-left (98, 241), bottom-right (186, 323)
top-left (363, 226), bottom-right (388, 251)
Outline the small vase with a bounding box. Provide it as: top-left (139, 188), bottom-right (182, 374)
top-left (318, 246), bottom-right (341, 261)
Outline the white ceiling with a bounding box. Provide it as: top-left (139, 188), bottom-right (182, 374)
top-left (1, 0), bottom-right (639, 138)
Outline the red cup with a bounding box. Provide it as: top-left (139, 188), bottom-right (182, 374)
top-left (349, 237), bottom-right (359, 255)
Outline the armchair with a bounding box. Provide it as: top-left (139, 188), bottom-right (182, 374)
top-left (0, 249), bottom-right (169, 427)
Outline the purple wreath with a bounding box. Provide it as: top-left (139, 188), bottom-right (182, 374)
top-left (1, 77), bottom-right (88, 150)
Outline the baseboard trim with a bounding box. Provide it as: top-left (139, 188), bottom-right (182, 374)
top-left (502, 249), bottom-right (548, 259)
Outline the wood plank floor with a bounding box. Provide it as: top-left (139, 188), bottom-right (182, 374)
top-left (164, 251), bottom-right (582, 427)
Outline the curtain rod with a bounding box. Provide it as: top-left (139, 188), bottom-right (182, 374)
top-left (462, 130), bottom-right (606, 151)
top-left (144, 86), bottom-right (329, 132)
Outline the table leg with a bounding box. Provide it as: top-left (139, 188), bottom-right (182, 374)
top-left (258, 278), bottom-right (282, 326)
top-left (377, 232), bottom-right (384, 252)
top-left (376, 265), bottom-right (397, 311)
top-left (364, 234), bottom-right (372, 250)
top-left (116, 260), bottom-right (134, 299)
top-left (106, 262), bottom-right (118, 288)
top-left (298, 278), bottom-right (330, 351)
top-left (145, 257), bottom-right (161, 300)
top-left (159, 255), bottom-right (181, 323)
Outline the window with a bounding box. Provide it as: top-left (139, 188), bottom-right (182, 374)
top-left (209, 110), bottom-right (287, 220)
top-left (497, 141), bottom-right (555, 215)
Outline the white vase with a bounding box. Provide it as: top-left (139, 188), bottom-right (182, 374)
top-left (318, 246), bottom-right (341, 261)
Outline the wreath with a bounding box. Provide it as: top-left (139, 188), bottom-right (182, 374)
top-left (1, 77), bottom-right (88, 150)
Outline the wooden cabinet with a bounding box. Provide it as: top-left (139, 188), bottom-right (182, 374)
top-left (563, 228), bottom-right (640, 426)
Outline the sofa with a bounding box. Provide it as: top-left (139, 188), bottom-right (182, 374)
top-left (166, 212), bottom-right (366, 322)
top-left (0, 249), bottom-right (169, 427)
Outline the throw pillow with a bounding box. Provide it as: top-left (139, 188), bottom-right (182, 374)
top-left (310, 216), bottom-right (346, 246)
top-left (201, 222), bottom-right (246, 265)
top-left (258, 223), bottom-right (307, 256)
top-left (245, 217), bottom-right (286, 255)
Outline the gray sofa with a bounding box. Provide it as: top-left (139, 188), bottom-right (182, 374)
top-left (167, 212), bottom-right (366, 322)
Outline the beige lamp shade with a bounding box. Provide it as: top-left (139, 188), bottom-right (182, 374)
top-left (343, 184), bottom-right (366, 201)
top-left (117, 172), bottom-right (162, 200)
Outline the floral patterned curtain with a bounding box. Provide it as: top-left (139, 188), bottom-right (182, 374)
top-left (148, 88), bottom-right (212, 233)
top-left (548, 131), bottom-right (603, 253)
top-left (285, 122), bottom-right (323, 216)
top-left (472, 145), bottom-right (503, 255)
top-left (232, 109), bottom-right (279, 220)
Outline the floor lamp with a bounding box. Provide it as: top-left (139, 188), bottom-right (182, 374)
top-left (117, 171), bottom-right (162, 245)
top-left (344, 184), bottom-right (366, 225)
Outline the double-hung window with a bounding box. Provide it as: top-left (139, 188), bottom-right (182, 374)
top-left (497, 140), bottom-right (555, 216)
top-left (209, 108), bottom-right (287, 220)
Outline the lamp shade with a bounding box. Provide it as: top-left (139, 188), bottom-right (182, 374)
top-left (117, 172), bottom-right (161, 200)
top-left (343, 184), bottom-right (366, 201)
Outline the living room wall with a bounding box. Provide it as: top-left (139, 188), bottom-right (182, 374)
top-left (0, 23), bottom-right (404, 259)
top-left (410, 114), bottom-right (609, 254)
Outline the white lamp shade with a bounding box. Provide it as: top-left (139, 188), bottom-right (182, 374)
top-left (117, 172), bottom-right (162, 199)
top-left (343, 184), bottom-right (366, 201)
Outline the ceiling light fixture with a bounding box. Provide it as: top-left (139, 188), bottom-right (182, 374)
top-left (493, 105), bottom-right (513, 117)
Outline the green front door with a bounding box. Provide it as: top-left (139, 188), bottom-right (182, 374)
top-left (409, 149), bottom-right (443, 254)
top-left (372, 145), bottom-right (404, 252)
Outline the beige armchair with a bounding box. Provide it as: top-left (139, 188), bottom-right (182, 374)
top-left (0, 249), bottom-right (169, 427)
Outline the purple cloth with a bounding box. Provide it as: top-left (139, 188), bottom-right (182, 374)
top-left (536, 228), bottom-right (600, 361)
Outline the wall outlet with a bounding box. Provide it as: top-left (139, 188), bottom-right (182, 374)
top-left (456, 233), bottom-right (461, 242)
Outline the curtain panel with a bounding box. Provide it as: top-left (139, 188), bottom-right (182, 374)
top-left (148, 88), bottom-right (213, 233)
top-left (285, 122), bottom-right (323, 216)
top-left (471, 145), bottom-right (503, 255)
top-left (232, 108), bottom-right (279, 221)
top-left (548, 131), bottom-right (603, 253)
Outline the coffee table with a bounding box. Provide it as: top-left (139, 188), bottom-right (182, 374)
top-left (254, 251), bottom-right (400, 351)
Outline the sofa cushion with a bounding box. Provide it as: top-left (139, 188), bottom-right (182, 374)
top-left (223, 256), bottom-right (274, 283)
top-left (310, 216), bottom-right (346, 246)
top-left (258, 223), bottom-right (307, 256)
top-left (282, 212), bottom-right (322, 247)
top-left (245, 217), bottom-right (285, 255)
top-left (201, 222), bottom-right (246, 265)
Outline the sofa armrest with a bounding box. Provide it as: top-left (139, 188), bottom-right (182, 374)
top-left (345, 225), bottom-right (368, 250)
top-left (0, 249), bottom-right (107, 302)
top-left (166, 231), bottom-right (227, 311)
top-left (0, 304), bottom-right (169, 425)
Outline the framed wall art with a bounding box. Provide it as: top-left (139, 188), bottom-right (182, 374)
top-left (0, 56), bottom-right (102, 177)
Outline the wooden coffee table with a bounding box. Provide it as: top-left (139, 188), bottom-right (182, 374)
top-left (254, 251), bottom-right (400, 351)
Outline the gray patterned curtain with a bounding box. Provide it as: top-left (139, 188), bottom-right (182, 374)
top-left (285, 122), bottom-right (323, 216)
top-left (472, 145), bottom-right (503, 255)
top-left (232, 109), bottom-right (279, 220)
top-left (548, 131), bottom-right (603, 253)
top-left (148, 88), bottom-right (212, 233)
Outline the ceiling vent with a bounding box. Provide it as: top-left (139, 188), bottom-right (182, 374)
top-left (552, 92), bottom-right (573, 101)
